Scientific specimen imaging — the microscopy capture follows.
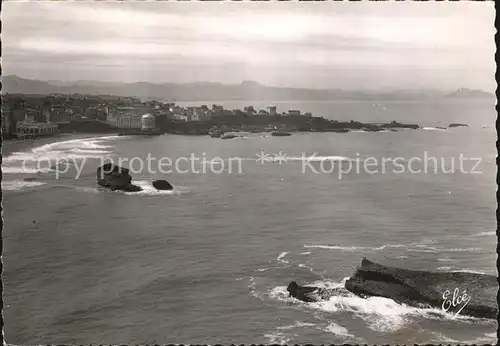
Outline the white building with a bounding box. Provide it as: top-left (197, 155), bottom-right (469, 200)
top-left (117, 115), bottom-right (142, 129)
top-left (141, 114), bottom-right (156, 130)
top-left (16, 113), bottom-right (58, 139)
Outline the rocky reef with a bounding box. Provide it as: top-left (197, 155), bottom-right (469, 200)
top-left (96, 163), bottom-right (142, 192)
top-left (449, 123), bottom-right (469, 128)
top-left (152, 179), bottom-right (174, 191)
top-left (288, 258), bottom-right (497, 319)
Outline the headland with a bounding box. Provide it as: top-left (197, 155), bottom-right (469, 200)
top-left (2, 93), bottom-right (422, 141)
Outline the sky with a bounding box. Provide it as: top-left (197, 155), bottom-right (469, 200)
top-left (2, 1), bottom-right (495, 91)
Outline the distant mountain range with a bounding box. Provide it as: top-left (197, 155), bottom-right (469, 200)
top-left (1, 75), bottom-right (494, 102)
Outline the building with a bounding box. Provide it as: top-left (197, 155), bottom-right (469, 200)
top-left (212, 104), bottom-right (224, 116)
top-left (244, 106), bottom-right (255, 115)
top-left (141, 114), bottom-right (156, 131)
top-left (16, 113), bottom-right (58, 139)
top-left (267, 106), bottom-right (277, 116)
top-left (2, 105), bottom-right (27, 135)
top-left (116, 115), bottom-right (142, 129)
top-left (288, 110), bottom-right (301, 116)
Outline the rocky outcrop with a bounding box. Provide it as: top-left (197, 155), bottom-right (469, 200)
top-left (271, 131), bottom-right (292, 136)
top-left (287, 281), bottom-right (347, 302)
top-left (96, 163), bottom-right (142, 192)
top-left (152, 179), bottom-right (174, 191)
top-left (345, 258), bottom-right (497, 319)
top-left (288, 258), bottom-right (497, 319)
top-left (449, 123), bottom-right (468, 128)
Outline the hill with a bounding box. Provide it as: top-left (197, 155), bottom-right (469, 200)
top-left (2, 75), bottom-right (494, 102)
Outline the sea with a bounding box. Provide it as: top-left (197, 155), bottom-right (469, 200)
top-left (2, 99), bottom-right (497, 344)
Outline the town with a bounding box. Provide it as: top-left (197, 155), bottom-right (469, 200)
top-left (1, 93), bottom-right (419, 140)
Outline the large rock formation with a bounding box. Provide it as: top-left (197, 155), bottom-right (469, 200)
top-left (96, 163), bottom-right (142, 192)
top-left (449, 123), bottom-right (468, 128)
top-left (152, 179), bottom-right (174, 191)
top-left (344, 258), bottom-right (497, 319)
top-left (288, 258), bottom-right (497, 319)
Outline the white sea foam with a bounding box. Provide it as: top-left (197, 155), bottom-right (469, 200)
top-left (319, 322), bottom-right (358, 340)
top-left (2, 166), bottom-right (53, 174)
top-left (473, 231), bottom-right (496, 237)
top-left (422, 127), bottom-right (446, 131)
top-left (438, 257), bottom-right (453, 262)
top-left (263, 331), bottom-right (295, 344)
top-left (437, 266), bottom-right (453, 271)
top-left (277, 252), bottom-right (289, 264)
top-left (69, 148), bottom-right (113, 155)
top-left (268, 277), bottom-right (485, 334)
top-left (3, 136), bottom-right (118, 175)
top-left (451, 269), bottom-right (489, 275)
top-left (304, 243), bottom-right (483, 254)
top-left (276, 321), bottom-right (317, 330)
top-left (304, 243), bottom-right (407, 252)
top-left (2, 180), bottom-right (47, 191)
top-left (445, 247), bottom-right (483, 253)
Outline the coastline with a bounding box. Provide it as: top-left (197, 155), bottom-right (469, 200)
top-left (1, 133), bottom-right (115, 158)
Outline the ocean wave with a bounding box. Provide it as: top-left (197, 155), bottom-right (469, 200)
top-left (3, 136), bottom-right (118, 167)
top-left (422, 127), bottom-right (446, 131)
top-left (473, 231), bottom-right (495, 237)
top-left (2, 180), bottom-right (47, 191)
top-left (263, 331), bottom-right (295, 344)
top-left (267, 321), bottom-right (362, 344)
top-left (437, 266), bottom-right (453, 271)
top-left (268, 278), bottom-right (487, 334)
top-left (69, 148), bottom-right (113, 155)
top-left (304, 244), bottom-right (407, 252)
top-left (319, 322), bottom-right (362, 341)
top-left (304, 243), bottom-right (482, 254)
top-left (277, 252), bottom-right (289, 264)
top-left (263, 155), bottom-right (350, 163)
top-left (276, 321), bottom-right (317, 330)
top-left (451, 269), bottom-right (490, 275)
top-left (2, 166), bottom-right (53, 174)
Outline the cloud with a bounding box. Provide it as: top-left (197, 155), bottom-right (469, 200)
top-left (2, 1), bottom-right (495, 90)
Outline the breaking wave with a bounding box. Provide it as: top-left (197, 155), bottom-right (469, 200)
top-left (2, 136), bottom-right (119, 175)
top-left (267, 278), bottom-right (491, 334)
top-left (2, 180), bottom-right (47, 191)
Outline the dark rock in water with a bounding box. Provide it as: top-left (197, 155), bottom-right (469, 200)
top-left (436, 126), bottom-right (447, 130)
top-left (271, 131), bottom-right (292, 136)
top-left (287, 281), bottom-right (319, 302)
top-left (152, 179), bottom-right (174, 191)
top-left (344, 258), bottom-right (497, 319)
top-left (287, 281), bottom-right (347, 303)
top-left (123, 184), bottom-right (142, 192)
top-left (96, 163), bottom-right (142, 192)
top-left (449, 123), bottom-right (468, 128)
